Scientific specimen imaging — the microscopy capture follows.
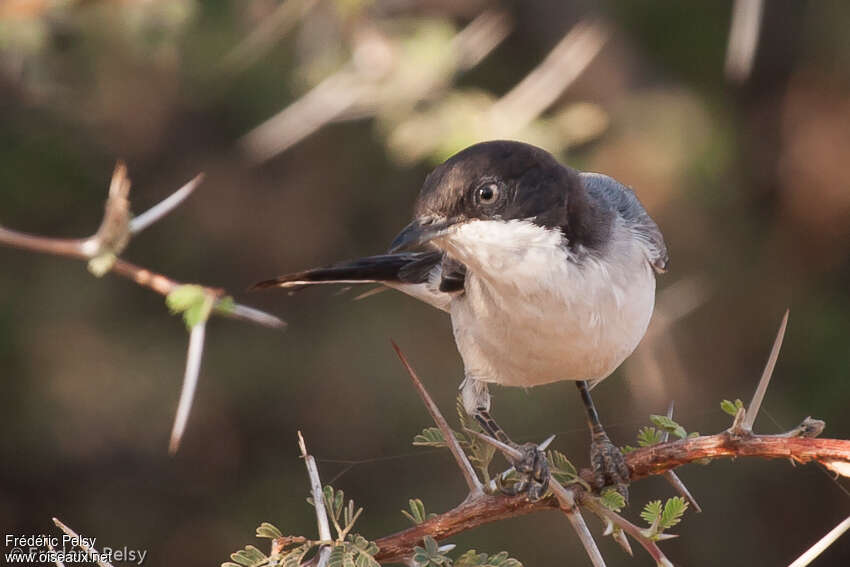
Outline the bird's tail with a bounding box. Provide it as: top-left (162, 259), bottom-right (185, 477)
top-left (251, 252), bottom-right (441, 291)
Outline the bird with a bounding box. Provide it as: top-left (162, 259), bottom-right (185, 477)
top-left (254, 140), bottom-right (668, 500)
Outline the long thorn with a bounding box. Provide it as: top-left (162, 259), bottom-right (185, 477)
top-left (299, 432), bottom-right (334, 567)
top-left (743, 309), bottom-right (789, 431)
top-left (787, 515), bottom-right (850, 567)
top-left (223, 301), bottom-right (287, 329)
top-left (52, 518), bottom-right (115, 567)
top-left (48, 539), bottom-right (66, 567)
top-left (130, 173), bottom-right (205, 234)
top-left (169, 317), bottom-right (208, 454)
top-left (391, 341), bottom-right (483, 494)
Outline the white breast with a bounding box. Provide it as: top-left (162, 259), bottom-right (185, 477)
top-left (442, 219), bottom-right (656, 388)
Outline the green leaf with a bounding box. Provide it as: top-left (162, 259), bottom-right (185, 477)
top-left (649, 415), bottom-right (687, 440)
top-left (455, 549), bottom-right (523, 567)
top-left (547, 450), bottom-right (579, 485)
top-left (166, 284), bottom-right (213, 329)
top-left (640, 500), bottom-right (663, 526)
top-left (167, 284), bottom-right (206, 312)
top-left (281, 544), bottom-right (312, 567)
top-left (621, 444), bottom-right (638, 454)
top-left (413, 427), bottom-right (448, 447)
top-left (660, 497), bottom-right (688, 530)
top-left (229, 545), bottom-right (268, 567)
top-left (637, 426), bottom-right (664, 447)
top-left (333, 488), bottom-right (345, 521)
top-left (455, 398), bottom-right (495, 478)
top-left (327, 545), bottom-right (350, 567)
top-left (349, 534), bottom-right (379, 557)
top-left (721, 399), bottom-right (744, 417)
top-left (455, 550), bottom-right (488, 566)
top-left (256, 522), bottom-right (282, 539)
top-left (599, 488), bottom-right (626, 513)
top-left (402, 498), bottom-right (428, 524)
top-left (424, 536), bottom-right (439, 555)
top-left (412, 536), bottom-right (450, 566)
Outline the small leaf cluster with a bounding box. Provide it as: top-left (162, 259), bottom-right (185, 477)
top-left (623, 414), bottom-right (698, 453)
top-left (412, 537), bottom-right (522, 567)
top-left (326, 535), bottom-right (381, 567)
top-left (412, 397), bottom-right (496, 483)
top-left (454, 550), bottom-right (522, 567)
top-left (166, 284), bottom-right (214, 329)
top-left (639, 497), bottom-right (688, 540)
top-left (721, 398), bottom-right (745, 417)
top-left (166, 284), bottom-right (235, 329)
top-left (308, 485), bottom-right (364, 541)
top-left (599, 488), bottom-right (626, 513)
top-left (402, 498), bottom-right (437, 525)
top-left (546, 449), bottom-right (583, 487)
top-left (224, 544), bottom-right (270, 567)
top-left (413, 536), bottom-right (451, 566)
top-left (224, 483), bottom-right (381, 567)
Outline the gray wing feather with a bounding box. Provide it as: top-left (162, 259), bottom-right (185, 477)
top-left (580, 172), bottom-right (669, 273)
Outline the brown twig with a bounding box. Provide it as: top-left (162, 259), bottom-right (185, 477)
top-left (373, 427), bottom-right (850, 563)
top-left (391, 341), bottom-right (484, 495)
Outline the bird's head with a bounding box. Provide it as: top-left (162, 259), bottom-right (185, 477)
top-left (389, 140), bottom-right (611, 258)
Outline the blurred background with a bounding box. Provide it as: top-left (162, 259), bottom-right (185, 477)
top-left (1, 0), bottom-right (849, 565)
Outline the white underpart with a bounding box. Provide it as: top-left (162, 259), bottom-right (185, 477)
top-left (440, 218), bottom-right (656, 390)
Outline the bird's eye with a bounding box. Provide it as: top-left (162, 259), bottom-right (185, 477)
top-left (476, 183), bottom-right (500, 205)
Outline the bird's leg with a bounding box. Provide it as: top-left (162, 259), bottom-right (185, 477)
top-left (460, 378), bottom-right (549, 500)
top-left (576, 380), bottom-right (630, 500)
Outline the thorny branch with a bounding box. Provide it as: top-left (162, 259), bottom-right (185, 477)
top-left (366, 319), bottom-right (850, 565)
top-left (0, 163), bottom-right (285, 454)
top-left (372, 426), bottom-right (850, 564)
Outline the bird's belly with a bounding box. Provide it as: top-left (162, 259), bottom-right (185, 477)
top-left (450, 261), bottom-right (655, 388)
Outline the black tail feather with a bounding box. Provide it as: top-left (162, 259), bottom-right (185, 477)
top-left (251, 251), bottom-right (441, 291)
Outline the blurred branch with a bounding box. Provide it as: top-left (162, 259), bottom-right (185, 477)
top-left (725, 0), bottom-right (764, 83)
top-left (222, 0), bottom-right (319, 73)
top-left (239, 9), bottom-right (511, 163)
top-left (488, 18), bottom-right (609, 133)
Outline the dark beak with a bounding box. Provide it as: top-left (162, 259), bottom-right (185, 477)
top-left (389, 217), bottom-right (456, 253)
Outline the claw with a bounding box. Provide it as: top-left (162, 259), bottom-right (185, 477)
top-left (503, 442), bottom-right (549, 501)
top-left (590, 430), bottom-right (630, 501)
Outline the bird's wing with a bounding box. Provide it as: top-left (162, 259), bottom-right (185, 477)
top-left (252, 251), bottom-right (464, 311)
top-left (580, 172), bottom-right (669, 273)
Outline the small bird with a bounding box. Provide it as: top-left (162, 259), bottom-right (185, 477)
top-left (254, 140), bottom-right (667, 499)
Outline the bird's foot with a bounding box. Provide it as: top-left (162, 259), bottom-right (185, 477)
top-left (497, 442), bottom-right (550, 501)
top-left (590, 429), bottom-right (630, 501)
